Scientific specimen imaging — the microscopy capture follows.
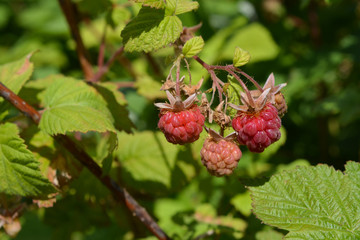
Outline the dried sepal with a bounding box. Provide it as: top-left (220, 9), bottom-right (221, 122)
top-left (154, 91), bottom-right (198, 112)
top-left (229, 88), bottom-right (271, 113)
top-left (200, 93), bottom-right (213, 123)
top-left (213, 101), bottom-right (231, 128)
top-left (205, 127), bottom-right (237, 142)
top-left (250, 73), bottom-right (286, 104)
top-left (182, 78), bottom-right (203, 96)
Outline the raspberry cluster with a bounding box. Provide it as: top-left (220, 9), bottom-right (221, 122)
top-left (155, 72), bottom-right (286, 177)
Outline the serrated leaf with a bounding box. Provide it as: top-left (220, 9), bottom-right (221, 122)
top-left (166, 0), bottom-right (199, 15)
top-left (233, 47), bottom-right (250, 67)
top-left (182, 36), bottom-right (204, 58)
top-left (132, 0), bottom-right (166, 9)
top-left (0, 52), bottom-right (34, 120)
top-left (121, 6), bottom-right (182, 52)
top-left (249, 162), bottom-right (360, 239)
top-left (39, 77), bottom-right (116, 135)
top-left (94, 82), bottom-right (134, 133)
top-left (0, 123), bottom-right (56, 197)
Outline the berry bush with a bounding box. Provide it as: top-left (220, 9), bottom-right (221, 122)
top-left (0, 0), bottom-right (360, 239)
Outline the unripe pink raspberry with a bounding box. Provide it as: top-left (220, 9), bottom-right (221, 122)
top-left (155, 91), bottom-right (205, 145)
top-left (200, 130), bottom-right (242, 177)
top-left (232, 102), bottom-right (281, 153)
top-left (158, 105), bottom-right (204, 144)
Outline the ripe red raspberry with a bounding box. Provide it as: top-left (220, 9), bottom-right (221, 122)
top-left (158, 105), bottom-right (205, 145)
top-left (200, 136), bottom-right (242, 177)
top-left (232, 102), bottom-right (281, 153)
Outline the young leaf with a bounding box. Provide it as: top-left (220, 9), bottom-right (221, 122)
top-left (0, 123), bottom-right (56, 198)
top-left (39, 76), bottom-right (116, 135)
top-left (249, 162), bottom-right (360, 239)
top-left (166, 0), bottom-right (199, 15)
top-left (182, 36), bottom-right (204, 58)
top-left (131, 0), bottom-right (166, 9)
top-left (0, 52), bottom-right (34, 120)
top-left (121, 7), bottom-right (182, 52)
top-left (233, 47), bottom-right (250, 67)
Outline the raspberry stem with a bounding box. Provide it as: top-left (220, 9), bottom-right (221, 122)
top-left (175, 58), bottom-right (181, 97)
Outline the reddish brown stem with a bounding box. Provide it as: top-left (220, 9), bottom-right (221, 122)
top-left (175, 60), bottom-right (181, 97)
top-left (0, 82), bottom-right (171, 240)
top-left (234, 67), bottom-right (263, 91)
top-left (97, 24), bottom-right (107, 69)
top-left (145, 53), bottom-right (164, 79)
top-left (58, 0), bottom-right (94, 80)
top-left (192, 55), bottom-right (256, 106)
top-left (89, 46), bottom-right (125, 82)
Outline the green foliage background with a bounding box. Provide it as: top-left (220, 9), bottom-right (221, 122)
top-left (0, 0), bottom-right (359, 239)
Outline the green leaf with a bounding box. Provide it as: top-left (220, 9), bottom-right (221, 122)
top-left (133, 58), bottom-right (166, 100)
top-left (233, 47), bottom-right (250, 67)
top-left (115, 131), bottom-right (196, 193)
top-left (256, 228), bottom-right (284, 240)
top-left (116, 131), bottom-right (178, 189)
top-left (121, 7), bottom-right (182, 52)
top-left (225, 75), bottom-right (242, 117)
top-left (39, 77), bottom-right (116, 135)
top-left (0, 52), bottom-right (34, 120)
top-left (182, 36), bottom-right (204, 58)
top-left (249, 162), bottom-right (360, 239)
top-left (166, 0), bottom-right (199, 15)
top-left (0, 123), bottom-right (56, 197)
top-left (94, 82), bottom-right (134, 133)
top-left (220, 23), bottom-right (279, 63)
top-left (131, 0), bottom-right (166, 9)
top-left (230, 191), bottom-right (252, 217)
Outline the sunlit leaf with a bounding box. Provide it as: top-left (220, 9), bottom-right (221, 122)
top-left (0, 123), bottom-right (56, 197)
top-left (166, 0), bottom-right (199, 15)
top-left (250, 162), bottom-right (360, 239)
top-left (39, 77), bottom-right (116, 135)
top-left (0, 52), bottom-right (34, 120)
top-left (121, 7), bottom-right (182, 52)
top-left (182, 36), bottom-right (204, 58)
top-left (233, 47), bottom-right (250, 67)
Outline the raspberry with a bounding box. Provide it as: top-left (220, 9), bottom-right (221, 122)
top-left (158, 105), bottom-right (205, 145)
top-left (232, 102), bottom-right (281, 153)
top-left (200, 137), bottom-right (242, 177)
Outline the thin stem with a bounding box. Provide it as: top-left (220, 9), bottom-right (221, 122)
top-left (183, 58), bottom-right (192, 85)
top-left (226, 68), bottom-right (255, 107)
top-left (89, 46), bottom-right (124, 82)
top-left (97, 23), bottom-right (107, 69)
top-left (58, 0), bottom-right (94, 80)
top-left (175, 58), bottom-right (181, 97)
top-left (145, 53), bottom-right (164, 79)
top-left (234, 67), bottom-right (263, 91)
top-left (192, 55), bottom-right (256, 106)
top-left (0, 82), bottom-right (171, 240)
top-left (209, 70), bottom-right (223, 102)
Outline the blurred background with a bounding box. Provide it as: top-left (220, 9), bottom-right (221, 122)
top-left (0, 0), bottom-right (360, 239)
